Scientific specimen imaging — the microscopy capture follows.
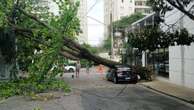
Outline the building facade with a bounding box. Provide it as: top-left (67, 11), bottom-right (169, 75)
top-left (163, 7), bottom-right (194, 89)
top-left (104, 0), bottom-right (135, 38)
top-left (39, 0), bottom-right (88, 44)
top-left (104, 0), bottom-right (151, 61)
top-left (104, 0), bottom-right (152, 38)
top-left (77, 0), bottom-right (88, 44)
top-left (134, 0), bottom-right (152, 15)
top-left (126, 3), bottom-right (194, 89)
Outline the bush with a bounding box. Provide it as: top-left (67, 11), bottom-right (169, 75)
top-left (132, 65), bottom-right (155, 81)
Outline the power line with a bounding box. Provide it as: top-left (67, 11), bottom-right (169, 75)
top-left (163, 14), bottom-right (185, 32)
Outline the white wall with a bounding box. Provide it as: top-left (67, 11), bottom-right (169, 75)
top-left (169, 44), bottom-right (194, 89)
top-left (164, 3), bottom-right (194, 89)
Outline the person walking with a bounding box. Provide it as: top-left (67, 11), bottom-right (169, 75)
top-left (97, 64), bottom-right (104, 80)
top-left (86, 61), bottom-right (91, 74)
top-left (97, 64), bottom-right (104, 74)
top-left (75, 60), bottom-right (81, 78)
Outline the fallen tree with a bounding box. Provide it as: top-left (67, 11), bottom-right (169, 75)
top-left (13, 3), bottom-right (120, 68)
top-left (0, 0), bottom-right (121, 82)
top-left (12, 17), bottom-right (120, 68)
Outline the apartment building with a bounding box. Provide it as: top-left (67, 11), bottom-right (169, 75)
top-left (104, 0), bottom-right (135, 38)
top-left (39, 0), bottom-right (88, 44)
top-left (126, 3), bottom-right (194, 89)
top-left (104, 0), bottom-right (151, 37)
top-left (104, 0), bottom-right (151, 61)
top-left (134, 0), bottom-right (152, 15)
top-left (77, 0), bottom-right (88, 44)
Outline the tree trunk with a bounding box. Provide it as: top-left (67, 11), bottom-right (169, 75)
top-left (12, 8), bottom-right (122, 68)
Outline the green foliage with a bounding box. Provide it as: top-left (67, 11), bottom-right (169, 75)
top-left (128, 26), bottom-right (194, 52)
top-left (147, 0), bottom-right (173, 22)
top-left (147, 0), bottom-right (194, 22)
top-left (0, 27), bottom-right (16, 63)
top-left (33, 108), bottom-right (42, 110)
top-left (79, 43), bottom-right (97, 67)
top-left (0, 0), bottom-right (14, 26)
top-left (129, 26), bottom-right (161, 51)
top-left (132, 65), bottom-right (154, 81)
top-left (113, 13), bottom-right (145, 29)
top-left (0, 0), bottom-right (78, 99)
top-left (0, 78), bottom-right (70, 98)
top-left (13, 0), bottom-right (81, 80)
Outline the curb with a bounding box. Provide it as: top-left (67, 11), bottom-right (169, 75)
top-left (139, 84), bottom-right (194, 105)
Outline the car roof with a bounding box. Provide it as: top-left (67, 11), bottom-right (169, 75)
top-left (115, 65), bottom-right (131, 69)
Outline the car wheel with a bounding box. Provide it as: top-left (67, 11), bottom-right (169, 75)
top-left (69, 68), bottom-right (74, 72)
top-left (113, 77), bottom-right (118, 84)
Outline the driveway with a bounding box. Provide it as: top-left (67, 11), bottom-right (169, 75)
top-left (0, 68), bottom-right (194, 110)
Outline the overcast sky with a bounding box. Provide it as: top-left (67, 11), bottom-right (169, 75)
top-left (50, 0), bottom-right (104, 46)
top-left (87, 0), bottom-right (104, 46)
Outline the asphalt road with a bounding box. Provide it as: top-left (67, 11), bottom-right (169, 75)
top-left (0, 68), bottom-right (194, 110)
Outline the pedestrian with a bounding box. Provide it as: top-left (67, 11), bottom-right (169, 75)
top-left (97, 64), bottom-right (104, 80)
top-left (75, 60), bottom-right (81, 78)
top-left (98, 64), bottom-right (104, 74)
top-left (86, 62), bottom-right (90, 74)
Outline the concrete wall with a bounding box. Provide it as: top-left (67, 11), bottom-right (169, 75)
top-left (169, 44), bottom-right (194, 89)
top-left (163, 3), bottom-right (194, 89)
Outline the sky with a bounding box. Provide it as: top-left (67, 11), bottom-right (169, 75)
top-left (49, 0), bottom-right (104, 46)
top-left (87, 0), bottom-right (104, 46)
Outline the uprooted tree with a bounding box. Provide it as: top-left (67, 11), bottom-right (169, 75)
top-left (0, 0), bottom-right (120, 80)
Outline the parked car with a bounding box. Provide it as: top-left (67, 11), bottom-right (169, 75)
top-left (64, 64), bottom-right (76, 72)
top-left (106, 65), bottom-right (138, 84)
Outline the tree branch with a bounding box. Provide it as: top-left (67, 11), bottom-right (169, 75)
top-left (61, 47), bottom-right (82, 58)
top-left (166, 0), bottom-right (194, 20)
top-left (15, 9), bottom-right (121, 68)
top-left (17, 8), bottom-right (51, 28)
top-left (60, 51), bottom-right (79, 60)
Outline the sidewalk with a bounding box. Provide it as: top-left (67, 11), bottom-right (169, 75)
top-left (140, 80), bottom-right (194, 104)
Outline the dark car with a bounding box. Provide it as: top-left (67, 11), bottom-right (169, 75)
top-left (106, 66), bottom-right (138, 84)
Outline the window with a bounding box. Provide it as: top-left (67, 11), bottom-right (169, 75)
top-left (135, 1), bottom-right (146, 6)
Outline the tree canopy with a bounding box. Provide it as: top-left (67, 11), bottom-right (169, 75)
top-left (0, 0), bottom-right (120, 81)
top-left (128, 26), bottom-right (194, 52)
top-left (148, 0), bottom-right (194, 21)
top-left (113, 12), bottom-right (145, 30)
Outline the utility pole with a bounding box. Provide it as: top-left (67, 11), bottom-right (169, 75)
top-left (110, 13), bottom-right (114, 59)
top-left (109, 0), bottom-right (115, 59)
top-left (179, 12), bottom-right (185, 86)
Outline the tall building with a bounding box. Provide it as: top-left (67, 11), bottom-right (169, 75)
top-left (104, 0), bottom-right (135, 38)
top-left (38, 0), bottom-right (88, 44)
top-left (104, 0), bottom-right (151, 38)
top-left (134, 0), bottom-right (152, 15)
top-left (104, 0), bottom-right (151, 61)
top-left (77, 0), bottom-right (88, 44)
